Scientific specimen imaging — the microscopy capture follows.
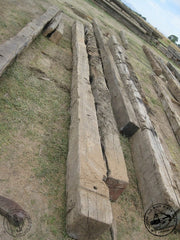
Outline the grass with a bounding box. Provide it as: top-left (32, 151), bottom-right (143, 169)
top-left (0, 26), bottom-right (72, 239)
top-left (0, 0), bottom-right (180, 239)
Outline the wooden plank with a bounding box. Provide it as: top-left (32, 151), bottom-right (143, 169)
top-left (167, 62), bottom-right (180, 83)
top-left (109, 35), bottom-right (180, 212)
top-left (119, 31), bottom-right (128, 50)
top-left (142, 45), bottom-right (162, 76)
top-left (155, 56), bottom-right (180, 102)
top-left (85, 24), bottom-right (129, 202)
top-left (43, 12), bottom-right (63, 37)
top-left (111, 0), bottom-right (162, 39)
top-left (110, 218), bottom-right (117, 240)
top-left (49, 14), bottom-right (64, 44)
top-left (49, 22), bottom-right (64, 44)
top-left (92, 0), bottom-right (148, 41)
top-left (66, 21), bottom-right (112, 240)
top-left (0, 6), bottom-right (59, 78)
top-left (93, 20), bottom-right (139, 137)
top-left (151, 74), bottom-right (180, 145)
top-left (108, 36), bottom-right (152, 129)
top-left (130, 128), bottom-right (180, 211)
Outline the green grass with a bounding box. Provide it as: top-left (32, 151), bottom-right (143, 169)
top-left (0, 30), bottom-right (72, 239)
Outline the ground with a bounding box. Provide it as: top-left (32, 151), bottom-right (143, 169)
top-left (0, 0), bottom-right (179, 239)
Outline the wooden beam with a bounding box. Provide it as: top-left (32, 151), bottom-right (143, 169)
top-left (93, 20), bottom-right (139, 137)
top-left (0, 6), bottom-right (60, 78)
top-left (85, 24), bottom-right (129, 202)
top-left (66, 21), bottom-right (112, 239)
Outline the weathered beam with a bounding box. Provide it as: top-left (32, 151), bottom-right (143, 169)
top-left (151, 74), bottom-right (180, 145)
top-left (85, 24), bottom-right (129, 202)
top-left (66, 21), bottom-right (112, 240)
top-left (119, 31), bottom-right (128, 50)
top-left (155, 57), bottom-right (180, 102)
top-left (110, 0), bottom-right (162, 39)
top-left (142, 45), bottom-right (162, 76)
top-left (109, 35), bottom-right (180, 212)
top-left (49, 14), bottom-right (64, 44)
top-left (49, 22), bottom-right (64, 44)
top-left (167, 62), bottom-right (180, 83)
top-left (0, 6), bottom-right (60, 78)
top-left (125, 58), bottom-right (152, 115)
top-left (93, 20), bottom-right (139, 137)
top-left (110, 218), bottom-right (117, 240)
top-left (43, 12), bottom-right (63, 37)
top-left (130, 128), bottom-right (180, 211)
top-left (92, 0), bottom-right (147, 40)
top-left (109, 36), bottom-right (152, 129)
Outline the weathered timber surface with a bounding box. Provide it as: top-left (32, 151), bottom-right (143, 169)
top-left (49, 14), bottom-right (64, 44)
top-left (167, 62), bottom-right (180, 83)
top-left (110, 218), bottom-right (117, 240)
top-left (131, 128), bottom-right (180, 211)
top-left (155, 57), bottom-right (180, 102)
top-left (93, 0), bottom-right (162, 44)
top-left (157, 44), bottom-right (180, 67)
top-left (142, 45), bottom-right (162, 76)
top-left (126, 58), bottom-right (153, 115)
top-left (43, 12), bottom-right (62, 37)
top-left (85, 25), bottom-right (129, 202)
top-left (93, 20), bottom-right (139, 137)
top-left (109, 35), bottom-right (180, 212)
top-left (109, 36), bottom-right (152, 129)
top-left (151, 74), bottom-right (180, 145)
top-left (0, 6), bottom-right (60, 78)
top-left (168, 46), bottom-right (180, 65)
top-left (93, 0), bottom-right (148, 39)
top-left (111, 0), bottom-right (162, 39)
top-left (66, 21), bottom-right (112, 240)
top-left (49, 22), bottom-right (64, 44)
top-left (119, 31), bottom-right (128, 50)
top-left (65, 2), bottom-right (93, 21)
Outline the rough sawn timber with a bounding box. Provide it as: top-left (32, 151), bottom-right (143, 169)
top-left (151, 74), bottom-right (180, 145)
top-left (85, 24), bottom-right (129, 202)
top-left (155, 56), bottom-right (180, 102)
top-left (93, 20), bottom-right (139, 137)
top-left (119, 30), bottom-right (128, 50)
top-left (109, 35), bottom-right (180, 212)
top-left (66, 21), bottom-right (112, 240)
top-left (49, 17), bottom-right (64, 44)
top-left (108, 36), bottom-right (152, 129)
top-left (43, 12), bottom-right (62, 37)
top-left (167, 62), bottom-right (180, 83)
top-left (142, 45), bottom-right (162, 76)
top-left (0, 6), bottom-right (60, 78)
top-left (93, 0), bottom-right (147, 38)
